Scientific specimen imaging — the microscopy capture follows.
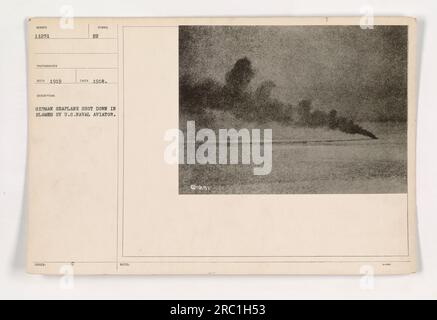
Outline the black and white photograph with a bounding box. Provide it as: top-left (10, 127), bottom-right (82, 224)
top-left (179, 25), bottom-right (408, 194)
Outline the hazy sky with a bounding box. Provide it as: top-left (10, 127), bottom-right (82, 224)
top-left (180, 26), bottom-right (408, 122)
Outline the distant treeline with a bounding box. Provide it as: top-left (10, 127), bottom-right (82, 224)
top-left (180, 57), bottom-right (377, 139)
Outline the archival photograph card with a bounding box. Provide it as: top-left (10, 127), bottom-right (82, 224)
top-left (26, 17), bottom-right (417, 275)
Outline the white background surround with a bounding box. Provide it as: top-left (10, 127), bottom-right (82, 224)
top-left (0, 0), bottom-right (436, 299)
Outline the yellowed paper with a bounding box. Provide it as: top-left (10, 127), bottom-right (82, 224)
top-left (27, 17), bottom-right (417, 275)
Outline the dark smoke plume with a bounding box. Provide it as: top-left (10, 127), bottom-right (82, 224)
top-left (180, 57), bottom-right (378, 140)
top-left (297, 101), bottom-right (378, 139)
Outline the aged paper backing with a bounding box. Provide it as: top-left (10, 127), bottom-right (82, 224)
top-left (27, 17), bottom-right (417, 275)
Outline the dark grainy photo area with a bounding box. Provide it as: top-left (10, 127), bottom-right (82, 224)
top-left (178, 25), bottom-right (408, 194)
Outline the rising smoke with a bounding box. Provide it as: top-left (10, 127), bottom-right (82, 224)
top-left (180, 57), bottom-right (378, 140)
